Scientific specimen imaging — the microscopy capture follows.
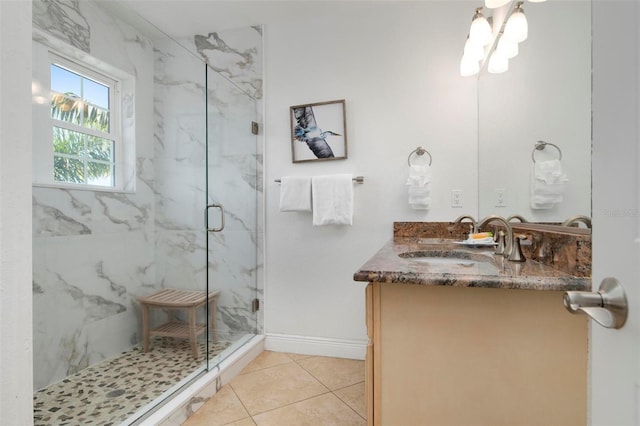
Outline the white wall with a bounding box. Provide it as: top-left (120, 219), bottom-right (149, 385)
top-left (0, 1), bottom-right (33, 424)
top-left (264, 2), bottom-right (479, 356)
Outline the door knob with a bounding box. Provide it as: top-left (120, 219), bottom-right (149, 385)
top-left (563, 277), bottom-right (628, 329)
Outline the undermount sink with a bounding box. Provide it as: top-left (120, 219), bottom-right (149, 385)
top-left (398, 250), bottom-right (499, 273)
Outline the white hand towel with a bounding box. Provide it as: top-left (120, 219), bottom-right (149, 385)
top-left (311, 174), bottom-right (354, 226)
top-left (279, 176), bottom-right (312, 212)
top-left (530, 160), bottom-right (568, 209)
top-left (534, 159), bottom-right (567, 184)
top-left (406, 164), bottom-right (431, 209)
top-left (406, 164), bottom-right (431, 186)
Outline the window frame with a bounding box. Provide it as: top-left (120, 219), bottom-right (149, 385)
top-left (49, 52), bottom-right (122, 189)
top-left (32, 34), bottom-right (136, 193)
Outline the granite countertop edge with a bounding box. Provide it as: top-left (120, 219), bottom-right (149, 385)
top-left (353, 238), bottom-right (591, 292)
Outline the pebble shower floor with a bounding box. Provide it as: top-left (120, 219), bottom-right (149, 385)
top-left (34, 336), bottom-right (230, 425)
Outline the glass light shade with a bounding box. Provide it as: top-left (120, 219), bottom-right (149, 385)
top-left (496, 37), bottom-right (518, 59)
top-left (469, 13), bottom-right (493, 46)
top-left (503, 8), bottom-right (528, 43)
top-left (488, 53), bottom-right (508, 73)
top-left (464, 38), bottom-right (485, 62)
top-left (460, 56), bottom-right (480, 77)
top-left (485, 0), bottom-right (511, 8)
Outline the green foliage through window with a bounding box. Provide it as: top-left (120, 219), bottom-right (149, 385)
top-left (50, 64), bottom-right (115, 187)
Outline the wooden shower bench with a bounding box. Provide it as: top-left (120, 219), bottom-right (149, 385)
top-left (138, 288), bottom-right (221, 358)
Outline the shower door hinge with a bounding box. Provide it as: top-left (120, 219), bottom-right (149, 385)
top-left (252, 298), bottom-right (260, 313)
top-left (251, 121), bottom-right (259, 135)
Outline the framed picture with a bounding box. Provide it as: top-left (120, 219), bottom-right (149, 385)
top-left (290, 99), bottom-right (347, 163)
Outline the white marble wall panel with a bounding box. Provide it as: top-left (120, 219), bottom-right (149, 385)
top-left (32, 0), bottom-right (90, 52)
top-left (194, 26), bottom-right (263, 100)
top-left (33, 231), bottom-right (155, 390)
top-left (32, 0), bottom-right (158, 390)
top-left (154, 28), bottom-right (263, 339)
top-left (32, 0), bottom-right (264, 391)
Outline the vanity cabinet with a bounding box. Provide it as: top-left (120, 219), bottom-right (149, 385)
top-left (364, 282), bottom-right (588, 426)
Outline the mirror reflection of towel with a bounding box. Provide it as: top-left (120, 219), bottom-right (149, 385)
top-left (530, 160), bottom-right (568, 209)
top-left (311, 174), bottom-right (353, 226)
top-left (279, 176), bottom-right (312, 212)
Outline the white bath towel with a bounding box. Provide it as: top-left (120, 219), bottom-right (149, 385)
top-left (311, 174), bottom-right (354, 226)
top-left (530, 160), bottom-right (568, 209)
top-left (279, 176), bottom-right (312, 212)
top-left (406, 164), bottom-right (431, 209)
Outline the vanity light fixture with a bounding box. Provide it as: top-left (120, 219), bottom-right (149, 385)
top-left (503, 2), bottom-right (528, 43)
top-left (460, 40), bottom-right (482, 75)
top-left (459, 1), bottom-right (538, 77)
top-left (469, 8), bottom-right (493, 46)
top-left (496, 36), bottom-right (518, 59)
top-left (460, 54), bottom-right (481, 77)
top-left (488, 52), bottom-right (509, 73)
top-left (464, 36), bottom-right (485, 62)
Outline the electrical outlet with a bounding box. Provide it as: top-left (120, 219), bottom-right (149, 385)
top-left (451, 190), bottom-right (463, 208)
top-left (495, 188), bottom-right (507, 207)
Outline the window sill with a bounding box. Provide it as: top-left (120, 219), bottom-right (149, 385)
top-left (32, 181), bottom-right (135, 195)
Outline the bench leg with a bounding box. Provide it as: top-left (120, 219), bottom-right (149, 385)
top-left (188, 307), bottom-right (199, 358)
top-left (209, 297), bottom-right (218, 343)
top-left (141, 304), bottom-right (150, 352)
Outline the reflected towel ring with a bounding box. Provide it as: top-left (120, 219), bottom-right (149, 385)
top-left (532, 141), bottom-right (562, 163)
top-left (408, 147), bottom-right (432, 166)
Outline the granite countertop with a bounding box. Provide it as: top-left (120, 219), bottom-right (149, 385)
top-left (353, 238), bottom-right (591, 291)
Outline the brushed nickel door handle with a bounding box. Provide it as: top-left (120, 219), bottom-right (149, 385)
top-left (563, 277), bottom-right (628, 329)
top-left (205, 204), bottom-right (225, 232)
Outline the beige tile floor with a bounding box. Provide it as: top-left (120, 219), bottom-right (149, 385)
top-left (183, 351), bottom-right (366, 426)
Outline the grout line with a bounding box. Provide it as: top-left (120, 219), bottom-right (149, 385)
top-left (331, 386), bottom-right (367, 422)
top-left (226, 383), bottom-right (255, 426)
top-left (226, 354), bottom-right (366, 424)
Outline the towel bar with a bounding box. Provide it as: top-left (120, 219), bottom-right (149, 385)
top-left (275, 176), bottom-right (364, 184)
top-left (532, 141), bottom-right (562, 163)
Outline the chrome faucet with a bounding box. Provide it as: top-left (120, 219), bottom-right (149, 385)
top-left (507, 214), bottom-right (528, 223)
top-left (477, 215), bottom-right (515, 259)
top-left (453, 214), bottom-right (478, 233)
top-left (561, 215), bottom-right (592, 229)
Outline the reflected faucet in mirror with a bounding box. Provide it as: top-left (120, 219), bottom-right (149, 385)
top-left (561, 215), bottom-right (592, 229)
top-left (507, 214), bottom-right (528, 223)
top-left (454, 214), bottom-right (478, 232)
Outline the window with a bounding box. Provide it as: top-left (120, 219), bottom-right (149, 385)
top-left (50, 57), bottom-right (118, 187)
top-left (32, 37), bottom-right (135, 192)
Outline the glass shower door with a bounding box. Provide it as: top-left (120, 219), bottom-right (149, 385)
top-left (205, 64), bottom-right (259, 368)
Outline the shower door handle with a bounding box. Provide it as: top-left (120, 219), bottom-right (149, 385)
top-left (205, 204), bottom-right (225, 232)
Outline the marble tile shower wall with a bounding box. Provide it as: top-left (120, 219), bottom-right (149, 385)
top-left (32, 0), bottom-right (264, 391)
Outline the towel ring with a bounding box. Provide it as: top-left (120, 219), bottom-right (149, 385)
top-left (532, 141), bottom-right (562, 163)
top-left (408, 147), bottom-right (432, 166)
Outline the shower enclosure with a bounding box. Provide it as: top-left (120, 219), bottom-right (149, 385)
top-left (32, 1), bottom-right (261, 424)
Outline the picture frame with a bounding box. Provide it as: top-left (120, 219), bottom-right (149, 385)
top-left (290, 99), bottom-right (347, 163)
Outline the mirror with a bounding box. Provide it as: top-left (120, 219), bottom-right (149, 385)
top-left (478, 1), bottom-right (591, 223)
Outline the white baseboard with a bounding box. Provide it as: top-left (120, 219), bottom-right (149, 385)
top-left (265, 333), bottom-right (367, 360)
